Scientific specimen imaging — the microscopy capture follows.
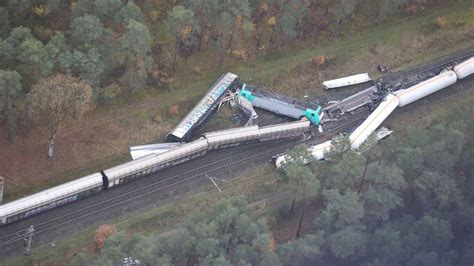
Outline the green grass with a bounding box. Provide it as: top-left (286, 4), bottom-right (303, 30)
top-left (6, 0), bottom-right (474, 202)
top-left (6, 87), bottom-right (474, 264)
top-left (5, 1), bottom-right (474, 265)
top-left (3, 0), bottom-right (474, 226)
top-left (1, 166), bottom-right (280, 265)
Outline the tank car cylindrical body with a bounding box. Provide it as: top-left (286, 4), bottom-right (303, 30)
top-left (350, 94), bottom-right (399, 149)
top-left (395, 70), bottom-right (457, 107)
top-left (310, 140), bottom-right (332, 161)
top-left (454, 57), bottom-right (474, 79)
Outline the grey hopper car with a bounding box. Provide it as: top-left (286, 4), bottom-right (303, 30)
top-left (0, 173), bottom-right (104, 224)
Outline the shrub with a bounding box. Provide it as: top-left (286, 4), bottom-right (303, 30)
top-left (312, 55), bottom-right (327, 68)
top-left (95, 224), bottom-right (117, 251)
top-left (100, 83), bottom-right (123, 103)
top-left (434, 16), bottom-right (448, 29)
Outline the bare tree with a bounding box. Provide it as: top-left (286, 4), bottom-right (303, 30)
top-left (26, 74), bottom-right (93, 157)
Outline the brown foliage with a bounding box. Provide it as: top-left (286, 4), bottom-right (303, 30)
top-left (312, 55), bottom-right (327, 68)
top-left (168, 104), bottom-right (180, 117)
top-left (231, 49), bottom-right (249, 61)
top-left (26, 74), bottom-right (93, 157)
top-left (434, 16), bottom-right (448, 29)
top-left (192, 66), bottom-right (202, 75)
top-left (27, 74), bottom-right (93, 125)
top-left (95, 224), bottom-right (117, 251)
top-left (404, 0), bottom-right (428, 15)
top-left (267, 16), bottom-right (276, 27)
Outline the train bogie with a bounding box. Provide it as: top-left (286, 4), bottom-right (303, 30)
top-left (395, 70), bottom-right (457, 107)
top-left (259, 120), bottom-right (310, 141)
top-left (0, 173), bottom-right (103, 225)
top-left (204, 126), bottom-right (260, 150)
top-left (453, 57), bottom-right (474, 79)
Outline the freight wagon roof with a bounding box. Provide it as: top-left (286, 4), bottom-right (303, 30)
top-left (0, 173), bottom-right (103, 217)
top-left (168, 72), bottom-right (239, 140)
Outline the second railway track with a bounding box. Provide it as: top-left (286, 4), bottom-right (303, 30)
top-left (0, 112), bottom-right (367, 249)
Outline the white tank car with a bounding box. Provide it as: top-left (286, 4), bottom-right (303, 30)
top-left (0, 173), bottom-right (104, 224)
top-left (275, 140), bottom-right (332, 168)
top-left (310, 140), bottom-right (333, 160)
top-left (349, 94), bottom-right (399, 149)
top-left (395, 70), bottom-right (457, 107)
top-left (453, 57), bottom-right (474, 79)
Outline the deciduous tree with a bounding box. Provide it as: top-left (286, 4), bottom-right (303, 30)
top-left (26, 74), bottom-right (93, 157)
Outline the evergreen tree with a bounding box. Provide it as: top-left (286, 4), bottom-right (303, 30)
top-left (114, 1), bottom-right (145, 28)
top-left (0, 70), bottom-right (22, 142)
top-left (166, 5), bottom-right (199, 73)
top-left (118, 20), bottom-right (153, 93)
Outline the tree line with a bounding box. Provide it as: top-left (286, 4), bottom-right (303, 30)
top-left (0, 0), bottom-right (452, 154)
top-left (71, 98), bottom-right (474, 265)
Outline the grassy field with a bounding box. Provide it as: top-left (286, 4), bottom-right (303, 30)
top-left (2, 2), bottom-right (474, 263)
top-left (5, 87), bottom-right (474, 265)
top-left (5, 0), bottom-right (471, 204)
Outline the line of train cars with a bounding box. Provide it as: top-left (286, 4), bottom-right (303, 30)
top-left (2, 56), bottom-right (473, 226)
top-left (0, 120), bottom-right (311, 225)
top-left (275, 57), bottom-right (474, 168)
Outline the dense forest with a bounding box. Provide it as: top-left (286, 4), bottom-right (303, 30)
top-left (71, 97), bottom-right (474, 265)
top-left (0, 0), bottom-right (453, 155)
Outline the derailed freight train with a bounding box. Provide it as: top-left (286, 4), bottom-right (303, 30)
top-left (275, 57), bottom-right (474, 168)
top-left (0, 120), bottom-right (310, 225)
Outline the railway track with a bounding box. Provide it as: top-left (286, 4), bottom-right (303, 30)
top-left (386, 50), bottom-right (474, 91)
top-left (2, 50), bottom-right (472, 254)
top-left (0, 112), bottom-right (366, 250)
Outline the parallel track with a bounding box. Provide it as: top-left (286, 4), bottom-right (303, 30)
top-left (2, 50), bottom-right (473, 252)
top-left (0, 113), bottom-right (366, 249)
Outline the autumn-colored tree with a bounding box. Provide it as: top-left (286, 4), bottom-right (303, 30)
top-left (95, 224), bottom-right (117, 251)
top-left (26, 74), bottom-right (93, 157)
top-left (216, 0), bottom-right (251, 67)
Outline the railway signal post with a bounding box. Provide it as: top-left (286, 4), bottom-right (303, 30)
top-left (24, 226), bottom-right (34, 256)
